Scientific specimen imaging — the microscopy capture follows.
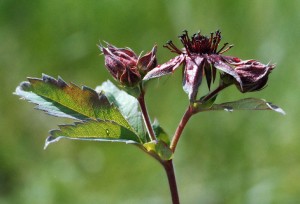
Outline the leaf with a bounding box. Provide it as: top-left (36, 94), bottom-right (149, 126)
top-left (14, 74), bottom-right (133, 131)
top-left (152, 120), bottom-right (170, 146)
top-left (45, 120), bottom-right (141, 149)
top-left (196, 97), bottom-right (285, 115)
top-left (95, 80), bottom-right (147, 142)
top-left (143, 141), bottom-right (173, 161)
top-left (197, 94), bottom-right (218, 109)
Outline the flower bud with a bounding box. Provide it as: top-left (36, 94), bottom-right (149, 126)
top-left (232, 60), bottom-right (275, 92)
top-left (100, 44), bottom-right (141, 87)
top-left (100, 43), bottom-right (157, 87)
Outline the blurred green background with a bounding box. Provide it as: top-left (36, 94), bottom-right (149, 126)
top-left (1, 0), bottom-right (299, 203)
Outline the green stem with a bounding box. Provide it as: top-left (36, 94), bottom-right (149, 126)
top-left (137, 86), bottom-right (157, 141)
top-left (170, 106), bottom-right (194, 152)
top-left (163, 159), bottom-right (180, 204)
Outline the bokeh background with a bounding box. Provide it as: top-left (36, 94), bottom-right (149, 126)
top-left (1, 0), bottom-right (299, 203)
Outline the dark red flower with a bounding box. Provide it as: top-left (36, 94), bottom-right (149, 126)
top-left (221, 58), bottom-right (275, 92)
top-left (144, 30), bottom-right (275, 101)
top-left (100, 43), bottom-right (157, 87)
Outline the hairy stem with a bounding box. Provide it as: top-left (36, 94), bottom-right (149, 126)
top-left (170, 106), bottom-right (194, 152)
top-left (137, 87), bottom-right (157, 141)
top-left (163, 160), bottom-right (180, 204)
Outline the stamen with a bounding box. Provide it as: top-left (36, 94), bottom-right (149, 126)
top-left (195, 40), bottom-right (201, 53)
top-left (191, 33), bottom-right (196, 41)
top-left (179, 34), bottom-right (191, 56)
top-left (183, 30), bottom-right (189, 39)
top-left (163, 40), bottom-right (182, 54)
top-left (211, 37), bottom-right (217, 53)
top-left (180, 34), bottom-right (188, 46)
top-left (213, 35), bottom-right (221, 53)
top-left (183, 30), bottom-right (192, 48)
top-left (207, 30), bottom-right (220, 53)
top-left (219, 44), bottom-right (234, 54)
top-left (208, 32), bottom-right (214, 45)
top-left (164, 29), bottom-right (231, 56)
top-left (217, 43), bottom-right (228, 54)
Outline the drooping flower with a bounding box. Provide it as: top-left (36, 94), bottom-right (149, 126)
top-left (99, 43), bottom-right (157, 87)
top-left (144, 30), bottom-right (275, 101)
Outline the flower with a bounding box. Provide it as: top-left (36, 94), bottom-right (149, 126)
top-left (99, 43), bottom-right (157, 87)
top-left (221, 58), bottom-right (275, 92)
top-left (144, 30), bottom-right (275, 101)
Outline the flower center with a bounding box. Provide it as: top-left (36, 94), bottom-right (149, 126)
top-left (164, 30), bottom-right (233, 56)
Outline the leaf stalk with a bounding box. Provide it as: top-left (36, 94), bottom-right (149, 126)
top-left (137, 85), bottom-right (157, 141)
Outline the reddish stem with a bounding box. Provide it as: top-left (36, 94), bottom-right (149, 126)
top-left (170, 106), bottom-right (194, 152)
top-left (138, 88), bottom-right (157, 141)
top-left (163, 160), bottom-right (180, 204)
top-left (199, 83), bottom-right (229, 103)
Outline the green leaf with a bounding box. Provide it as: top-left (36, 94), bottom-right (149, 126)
top-left (195, 94), bottom-right (218, 109)
top-left (152, 120), bottom-right (170, 146)
top-left (143, 141), bottom-right (173, 161)
top-left (196, 97), bottom-right (285, 115)
top-left (14, 74), bottom-right (133, 131)
top-left (45, 120), bottom-right (141, 149)
top-left (95, 80), bottom-right (147, 142)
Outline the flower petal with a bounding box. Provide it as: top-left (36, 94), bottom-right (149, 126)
top-left (143, 55), bottom-right (185, 80)
top-left (208, 55), bottom-right (243, 88)
top-left (182, 55), bottom-right (205, 101)
top-left (137, 45), bottom-right (158, 74)
top-left (105, 43), bottom-right (137, 59)
top-left (102, 47), bottom-right (126, 78)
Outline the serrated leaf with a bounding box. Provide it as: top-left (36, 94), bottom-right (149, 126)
top-left (95, 80), bottom-right (147, 142)
top-left (45, 120), bottom-right (141, 149)
top-left (196, 97), bottom-right (285, 115)
top-left (143, 141), bottom-right (173, 161)
top-left (14, 74), bottom-right (133, 131)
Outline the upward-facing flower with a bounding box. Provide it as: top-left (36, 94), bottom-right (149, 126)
top-left (99, 43), bottom-right (157, 87)
top-left (144, 30), bottom-right (275, 101)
